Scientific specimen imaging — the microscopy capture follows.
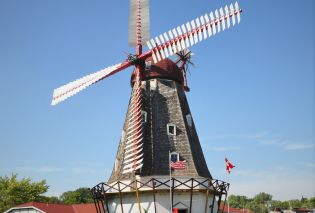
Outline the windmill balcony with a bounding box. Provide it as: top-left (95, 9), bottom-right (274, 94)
top-left (91, 177), bottom-right (229, 213)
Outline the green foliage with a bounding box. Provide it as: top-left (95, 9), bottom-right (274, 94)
top-left (310, 197), bottom-right (315, 208)
top-left (288, 199), bottom-right (302, 208)
top-left (229, 193), bottom-right (315, 212)
top-left (270, 197), bottom-right (315, 210)
top-left (229, 192), bottom-right (272, 213)
top-left (247, 201), bottom-right (267, 213)
top-left (38, 195), bottom-right (62, 204)
top-left (271, 200), bottom-right (289, 210)
top-left (253, 192), bottom-right (272, 204)
top-left (0, 174), bottom-right (49, 213)
top-left (59, 187), bottom-right (93, 204)
top-left (229, 195), bottom-right (249, 209)
top-left (298, 196), bottom-right (315, 209)
top-left (0, 173), bottom-right (94, 212)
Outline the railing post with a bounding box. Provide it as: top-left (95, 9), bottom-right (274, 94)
top-left (204, 177), bottom-right (211, 213)
top-left (189, 178), bottom-right (194, 213)
top-left (171, 178), bottom-right (174, 211)
top-left (135, 179), bottom-right (142, 213)
top-left (117, 181), bottom-right (124, 213)
top-left (210, 195), bottom-right (216, 213)
top-left (101, 184), bottom-right (110, 212)
top-left (151, 179), bottom-right (157, 213)
top-left (93, 197), bottom-right (101, 213)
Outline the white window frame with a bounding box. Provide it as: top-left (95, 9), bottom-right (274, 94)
top-left (167, 123), bottom-right (176, 136)
top-left (141, 110), bottom-right (147, 123)
top-left (145, 61), bottom-right (152, 71)
top-left (170, 152), bottom-right (179, 162)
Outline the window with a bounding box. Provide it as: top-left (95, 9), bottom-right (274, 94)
top-left (141, 111), bottom-right (147, 122)
top-left (170, 152), bottom-right (179, 163)
top-left (150, 79), bottom-right (157, 90)
top-left (167, 123), bottom-right (176, 136)
top-left (121, 130), bottom-right (126, 142)
top-left (145, 61), bottom-right (152, 71)
top-left (186, 114), bottom-right (192, 127)
top-left (114, 158), bottom-right (118, 171)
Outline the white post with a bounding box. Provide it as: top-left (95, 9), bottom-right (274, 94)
top-left (169, 151), bottom-right (172, 213)
top-left (228, 197), bottom-right (230, 213)
top-left (225, 158), bottom-right (230, 213)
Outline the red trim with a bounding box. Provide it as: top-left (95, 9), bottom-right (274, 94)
top-left (136, 0), bottom-right (142, 55)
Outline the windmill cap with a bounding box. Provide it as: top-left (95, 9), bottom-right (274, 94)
top-left (131, 57), bottom-right (184, 86)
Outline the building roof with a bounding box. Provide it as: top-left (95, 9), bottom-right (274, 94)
top-left (219, 203), bottom-right (254, 213)
top-left (293, 208), bottom-right (313, 213)
top-left (131, 57), bottom-right (184, 85)
top-left (5, 202), bottom-right (97, 213)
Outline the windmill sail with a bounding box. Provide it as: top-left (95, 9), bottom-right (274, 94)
top-left (121, 80), bottom-right (144, 174)
top-left (129, 0), bottom-right (150, 46)
top-left (146, 1), bottom-right (242, 63)
top-left (51, 62), bottom-right (126, 106)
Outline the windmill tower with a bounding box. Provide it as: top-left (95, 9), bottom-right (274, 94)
top-left (51, 0), bottom-right (242, 212)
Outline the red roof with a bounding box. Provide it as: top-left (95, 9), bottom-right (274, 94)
top-left (72, 203), bottom-right (98, 213)
top-left (131, 57), bottom-right (184, 85)
top-left (219, 203), bottom-right (254, 213)
top-left (13, 202), bottom-right (97, 213)
top-left (293, 208), bottom-right (313, 213)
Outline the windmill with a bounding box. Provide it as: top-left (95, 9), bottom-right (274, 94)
top-left (52, 0), bottom-right (242, 212)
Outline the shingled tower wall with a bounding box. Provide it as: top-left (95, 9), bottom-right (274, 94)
top-left (108, 58), bottom-right (211, 182)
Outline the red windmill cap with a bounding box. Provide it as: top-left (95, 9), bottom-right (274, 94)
top-left (131, 57), bottom-right (184, 86)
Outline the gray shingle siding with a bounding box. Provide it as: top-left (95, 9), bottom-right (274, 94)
top-left (108, 78), bottom-right (211, 182)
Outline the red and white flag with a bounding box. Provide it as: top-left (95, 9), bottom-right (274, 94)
top-left (170, 160), bottom-right (186, 170)
top-left (225, 157), bottom-right (235, 174)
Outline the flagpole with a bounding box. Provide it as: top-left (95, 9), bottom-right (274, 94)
top-left (225, 157), bottom-right (230, 213)
top-left (223, 157), bottom-right (235, 213)
top-left (227, 172), bottom-right (230, 213)
top-left (169, 151), bottom-right (172, 213)
top-left (228, 196), bottom-right (230, 213)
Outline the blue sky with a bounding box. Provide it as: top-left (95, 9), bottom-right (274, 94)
top-left (0, 0), bottom-right (314, 201)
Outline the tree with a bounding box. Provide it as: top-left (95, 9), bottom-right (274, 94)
top-left (39, 195), bottom-right (61, 204)
top-left (229, 195), bottom-right (249, 209)
top-left (244, 192), bottom-right (273, 213)
top-left (310, 197), bottom-right (315, 208)
top-left (253, 192), bottom-right (272, 204)
top-left (288, 199), bottom-right (302, 209)
top-left (247, 200), bottom-right (261, 213)
top-left (227, 193), bottom-right (315, 212)
top-left (0, 174), bottom-right (49, 213)
top-left (60, 187), bottom-right (93, 204)
top-left (271, 200), bottom-right (289, 210)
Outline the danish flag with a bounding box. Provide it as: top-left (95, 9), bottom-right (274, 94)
top-left (225, 157), bottom-right (235, 174)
